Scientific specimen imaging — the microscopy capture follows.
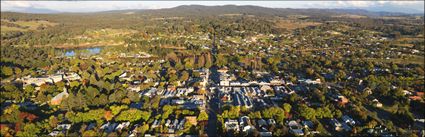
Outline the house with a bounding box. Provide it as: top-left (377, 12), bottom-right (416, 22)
top-left (363, 87), bottom-right (373, 95)
top-left (185, 116), bottom-right (198, 126)
top-left (139, 88), bottom-right (157, 97)
top-left (128, 85), bottom-right (141, 92)
top-left (63, 73), bottom-right (81, 81)
top-left (372, 99), bottom-right (383, 108)
top-left (330, 119), bottom-right (342, 131)
top-left (242, 125), bottom-right (256, 133)
top-left (239, 116), bottom-right (251, 127)
top-left (172, 99), bottom-right (185, 105)
top-left (49, 131), bottom-right (61, 136)
top-left (151, 119), bottom-right (160, 128)
top-left (259, 131), bottom-right (273, 137)
top-left (230, 81), bottom-right (241, 86)
top-left (20, 76), bottom-right (55, 88)
top-left (116, 122), bottom-right (130, 131)
top-left (177, 119), bottom-right (186, 130)
top-left (410, 92), bottom-right (424, 101)
top-left (225, 119), bottom-right (239, 132)
top-left (341, 115), bottom-right (356, 126)
top-left (165, 119), bottom-right (171, 127)
top-left (288, 120), bottom-right (304, 136)
top-left (51, 91), bottom-right (69, 105)
top-left (56, 124), bottom-right (72, 130)
top-left (100, 122), bottom-right (118, 133)
top-left (218, 67), bottom-right (229, 73)
top-left (402, 90), bottom-right (412, 96)
top-left (50, 123), bottom-right (72, 136)
top-left (270, 78), bottom-right (284, 85)
top-left (267, 119), bottom-right (276, 125)
top-left (86, 123), bottom-right (96, 131)
top-left (260, 85), bottom-right (272, 92)
top-left (220, 79), bottom-right (230, 87)
top-left (299, 79), bottom-right (321, 85)
top-left (337, 95), bottom-right (349, 105)
top-left (221, 94), bottom-right (232, 102)
top-left (302, 121), bottom-right (314, 129)
top-left (257, 119), bottom-right (268, 128)
top-left (119, 72), bottom-right (127, 78)
top-left (340, 122), bottom-right (352, 132)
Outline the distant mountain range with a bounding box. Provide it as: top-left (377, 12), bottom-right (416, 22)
top-left (4, 7), bottom-right (60, 14)
top-left (2, 5), bottom-right (423, 17)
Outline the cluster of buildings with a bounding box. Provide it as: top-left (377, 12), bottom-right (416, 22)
top-left (49, 123), bottom-right (72, 136)
top-left (16, 71), bottom-right (81, 105)
top-left (18, 72), bottom-right (81, 90)
top-left (160, 95), bottom-right (205, 110)
top-left (149, 116), bottom-right (197, 135)
top-left (220, 87), bottom-right (253, 108)
top-left (118, 52), bottom-right (152, 58)
top-left (224, 116), bottom-right (278, 136)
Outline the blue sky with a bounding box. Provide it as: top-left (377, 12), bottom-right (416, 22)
top-left (1, 1), bottom-right (424, 14)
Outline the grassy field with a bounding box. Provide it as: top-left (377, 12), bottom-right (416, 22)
top-left (392, 36), bottom-right (424, 47)
top-left (1, 26), bottom-right (26, 32)
top-left (274, 19), bottom-right (321, 30)
top-left (1, 19), bottom-right (57, 32)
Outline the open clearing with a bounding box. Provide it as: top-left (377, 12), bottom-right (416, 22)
top-left (274, 19), bottom-right (321, 30)
top-left (1, 19), bottom-right (58, 32)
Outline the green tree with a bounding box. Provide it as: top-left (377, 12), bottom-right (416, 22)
top-left (282, 103), bottom-right (292, 113)
top-left (15, 123), bottom-right (41, 136)
top-left (116, 109), bottom-right (150, 122)
top-left (299, 105), bottom-right (316, 120)
top-left (110, 105), bottom-right (128, 116)
top-left (136, 124), bottom-right (150, 135)
top-left (1, 66), bottom-right (14, 77)
top-left (197, 111), bottom-right (209, 121)
top-left (180, 71), bottom-right (190, 81)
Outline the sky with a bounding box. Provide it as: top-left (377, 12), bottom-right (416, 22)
top-left (1, 1), bottom-right (424, 14)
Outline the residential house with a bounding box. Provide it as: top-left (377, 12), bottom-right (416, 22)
top-left (302, 121), bottom-right (314, 129)
top-left (330, 119), bottom-right (342, 131)
top-left (239, 116), bottom-right (254, 132)
top-left (100, 122), bottom-right (118, 133)
top-left (116, 122), bottom-right (130, 131)
top-left (257, 119), bottom-right (268, 128)
top-left (288, 120), bottom-right (304, 136)
top-left (185, 116), bottom-right (198, 126)
top-left (225, 119), bottom-right (239, 132)
top-left (267, 119), bottom-right (276, 126)
top-left (341, 115), bottom-right (356, 126)
top-left (50, 91), bottom-right (69, 105)
top-left (372, 99), bottom-right (383, 108)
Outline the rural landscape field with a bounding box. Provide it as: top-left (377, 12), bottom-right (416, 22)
top-left (0, 1), bottom-right (424, 137)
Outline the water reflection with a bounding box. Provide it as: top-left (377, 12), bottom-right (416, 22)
top-left (64, 47), bottom-right (102, 57)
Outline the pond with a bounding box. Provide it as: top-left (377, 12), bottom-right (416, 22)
top-left (63, 47), bottom-right (103, 57)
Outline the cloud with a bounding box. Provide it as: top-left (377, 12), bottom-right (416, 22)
top-left (338, 1), bottom-right (374, 7)
top-left (2, 1), bottom-right (33, 8)
top-left (336, 1), bottom-right (424, 8)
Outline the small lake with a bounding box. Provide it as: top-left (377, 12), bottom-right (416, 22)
top-left (63, 47), bottom-right (102, 57)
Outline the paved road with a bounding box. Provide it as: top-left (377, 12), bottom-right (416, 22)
top-left (207, 34), bottom-right (221, 136)
top-left (206, 93), bottom-right (220, 137)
